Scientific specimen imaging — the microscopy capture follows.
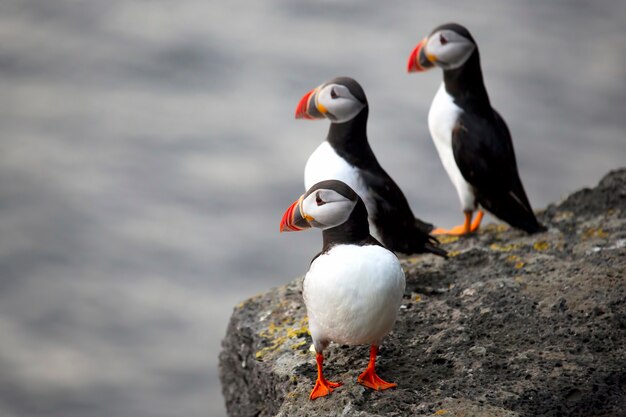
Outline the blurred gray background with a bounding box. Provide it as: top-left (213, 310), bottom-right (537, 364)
top-left (0, 1), bottom-right (624, 416)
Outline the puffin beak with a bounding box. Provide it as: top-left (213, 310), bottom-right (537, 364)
top-left (407, 37), bottom-right (435, 72)
top-left (295, 87), bottom-right (325, 120)
top-left (280, 196), bottom-right (313, 232)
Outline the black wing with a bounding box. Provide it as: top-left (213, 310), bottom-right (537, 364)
top-left (452, 110), bottom-right (545, 233)
top-left (358, 165), bottom-right (447, 257)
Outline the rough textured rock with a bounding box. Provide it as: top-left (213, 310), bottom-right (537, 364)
top-left (219, 169), bottom-right (626, 417)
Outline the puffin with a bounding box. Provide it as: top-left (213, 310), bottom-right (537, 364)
top-left (407, 23), bottom-right (546, 235)
top-left (295, 76), bottom-right (447, 257)
top-left (280, 179), bottom-right (405, 400)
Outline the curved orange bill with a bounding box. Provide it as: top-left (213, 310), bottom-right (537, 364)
top-left (295, 88), bottom-right (324, 120)
top-left (407, 38), bottom-right (434, 73)
top-left (279, 197), bottom-right (311, 232)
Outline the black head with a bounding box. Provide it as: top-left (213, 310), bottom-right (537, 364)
top-left (280, 180), bottom-right (369, 236)
top-left (429, 23), bottom-right (476, 44)
top-left (295, 76), bottom-right (368, 123)
top-left (325, 77), bottom-right (367, 106)
top-left (408, 22), bottom-right (478, 72)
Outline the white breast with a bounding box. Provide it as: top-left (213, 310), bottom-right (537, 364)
top-left (303, 244), bottom-right (405, 350)
top-left (304, 141), bottom-right (380, 239)
top-left (428, 83), bottom-right (476, 211)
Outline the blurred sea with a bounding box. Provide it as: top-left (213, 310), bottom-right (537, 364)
top-left (0, 1), bottom-right (624, 416)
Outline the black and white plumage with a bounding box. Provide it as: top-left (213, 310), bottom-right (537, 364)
top-left (295, 77), bottom-right (447, 256)
top-left (280, 180), bottom-right (405, 400)
top-left (407, 23), bottom-right (545, 235)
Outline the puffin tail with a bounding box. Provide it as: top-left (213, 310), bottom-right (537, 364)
top-left (413, 217), bottom-right (434, 234)
top-left (424, 239), bottom-right (448, 258)
top-left (479, 189), bottom-right (546, 235)
top-left (521, 218), bottom-right (547, 234)
top-left (414, 218), bottom-right (447, 257)
top-left (381, 226), bottom-right (447, 257)
top-left (378, 217), bottom-right (447, 257)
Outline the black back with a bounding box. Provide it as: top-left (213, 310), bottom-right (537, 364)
top-left (324, 78), bottom-right (447, 256)
top-left (440, 25), bottom-right (545, 233)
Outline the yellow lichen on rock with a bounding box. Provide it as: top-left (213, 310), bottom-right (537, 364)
top-left (286, 317), bottom-right (309, 339)
top-left (290, 340), bottom-right (307, 351)
top-left (483, 223), bottom-right (509, 233)
top-left (506, 254), bottom-right (525, 269)
top-left (438, 235), bottom-right (460, 244)
top-left (507, 255), bottom-right (520, 262)
top-left (495, 224), bottom-right (510, 233)
top-left (255, 316), bottom-right (310, 361)
top-left (533, 241), bottom-right (550, 251)
top-left (581, 227), bottom-right (609, 240)
top-left (490, 242), bottom-right (520, 252)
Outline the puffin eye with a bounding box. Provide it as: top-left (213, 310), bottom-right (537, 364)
top-left (315, 192), bottom-right (326, 206)
top-left (439, 33), bottom-right (448, 45)
top-left (330, 88), bottom-right (338, 99)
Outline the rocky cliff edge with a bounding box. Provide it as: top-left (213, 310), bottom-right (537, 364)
top-left (220, 169), bottom-right (626, 417)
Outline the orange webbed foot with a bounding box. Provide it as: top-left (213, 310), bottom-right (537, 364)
top-left (432, 224), bottom-right (470, 236)
top-left (357, 345), bottom-right (397, 391)
top-left (309, 351), bottom-right (342, 400)
top-left (357, 368), bottom-right (397, 391)
top-left (433, 210), bottom-right (484, 236)
top-left (309, 378), bottom-right (342, 400)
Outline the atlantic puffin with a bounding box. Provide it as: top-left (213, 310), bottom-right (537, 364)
top-left (407, 23), bottom-right (545, 235)
top-left (295, 76), bottom-right (447, 256)
top-left (280, 179), bottom-right (405, 400)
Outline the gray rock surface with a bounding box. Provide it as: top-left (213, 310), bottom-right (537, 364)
top-left (219, 169), bottom-right (626, 417)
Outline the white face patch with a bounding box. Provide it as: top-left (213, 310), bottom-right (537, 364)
top-left (425, 30), bottom-right (476, 70)
top-left (301, 188), bottom-right (356, 230)
top-left (316, 84), bottom-right (365, 124)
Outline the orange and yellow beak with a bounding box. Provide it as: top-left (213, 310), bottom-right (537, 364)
top-left (295, 88), bottom-right (326, 120)
top-left (407, 37), bottom-right (435, 73)
top-left (279, 196), bottom-right (312, 232)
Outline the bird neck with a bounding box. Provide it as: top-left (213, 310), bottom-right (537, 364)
top-left (321, 200), bottom-right (371, 250)
top-left (326, 109), bottom-right (376, 167)
top-left (443, 51), bottom-right (492, 115)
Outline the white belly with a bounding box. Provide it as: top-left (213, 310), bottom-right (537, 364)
top-left (303, 244), bottom-right (405, 350)
top-left (304, 141), bottom-right (380, 239)
top-left (428, 83), bottom-right (476, 211)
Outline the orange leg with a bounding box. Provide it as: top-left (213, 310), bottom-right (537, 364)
top-left (433, 210), bottom-right (484, 236)
top-left (310, 352), bottom-right (342, 400)
top-left (470, 210), bottom-right (484, 232)
top-left (357, 345), bottom-right (397, 391)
